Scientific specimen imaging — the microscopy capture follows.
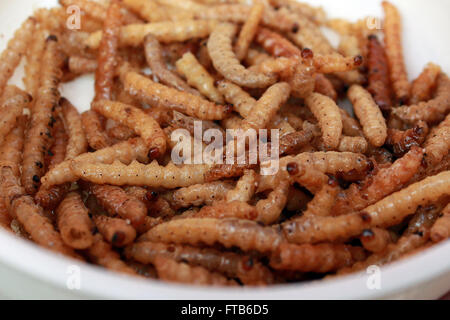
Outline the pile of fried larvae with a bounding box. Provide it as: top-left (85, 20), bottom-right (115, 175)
top-left (0, 0), bottom-right (448, 287)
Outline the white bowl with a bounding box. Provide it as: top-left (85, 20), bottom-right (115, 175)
top-left (0, 0), bottom-right (449, 299)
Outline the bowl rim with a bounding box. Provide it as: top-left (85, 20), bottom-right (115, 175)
top-left (0, 228), bottom-right (449, 299)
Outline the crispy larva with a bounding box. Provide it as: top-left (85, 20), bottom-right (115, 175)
top-left (68, 56), bottom-right (97, 75)
top-left (360, 228), bottom-right (395, 253)
top-left (269, 0), bottom-right (327, 25)
top-left (122, 0), bottom-right (170, 22)
top-left (41, 137), bottom-right (149, 188)
top-left (424, 114), bottom-right (450, 166)
top-left (153, 256), bottom-right (237, 286)
top-left (234, 3), bottom-right (264, 61)
top-left (0, 166), bottom-right (76, 257)
top-left (73, 160), bottom-right (210, 189)
top-left (305, 93), bottom-right (343, 150)
top-left (122, 71), bottom-right (230, 120)
top-left (313, 53), bottom-right (363, 74)
top-left (0, 86), bottom-right (30, 146)
top-left (385, 121), bottom-right (428, 157)
top-left (392, 73), bottom-right (450, 124)
top-left (338, 136), bottom-right (368, 153)
top-left (241, 82), bottom-right (291, 130)
top-left (86, 234), bottom-right (136, 275)
top-left (315, 74), bottom-right (338, 101)
top-left (205, 163), bottom-right (257, 182)
top-left (92, 100), bottom-right (167, 156)
top-left (226, 170), bottom-right (257, 203)
top-left (194, 201), bottom-right (258, 220)
top-left (93, 215), bottom-right (136, 247)
top-left (91, 184), bottom-right (147, 228)
top-left (255, 179), bottom-right (289, 225)
top-left (303, 182), bottom-right (339, 217)
top-left (56, 192), bottom-right (94, 250)
top-left (24, 27), bottom-right (46, 103)
top-left (141, 218), bottom-right (285, 253)
top-left (339, 109), bottom-right (363, 138)
top-left (86, 20), bottom-right (219, 49)
top-left (0, 17), bottom-right (35, 98)
top-left (144, 35), bottom-right (199, 95)
top-left (367, 35), bottom-right (393, 112)
top-left (255, 27), bottom-right (301, 59)
top-left (382, 1), bottom-right (410, 103)
top-left (61, 98), bottom-right (88, 160)
top-left (283, 171), bottom-right (450, 244)
top-left (175, 52), bottom-right (224, 103)
top-left (208, 23), bottom-right (276, 89)
top-left (94, 0), bottom-right (122, 102)
top-left (170, 111), bottom-right (225, 137)
top-left (81, 110), bottom-right (111, 150)
top-left (216, 80), bottom-right (256, 117)
top-left (410, 63), bottom-right (441, 104)
top-left (172, 181), bottom-right (234, 209)
top-left (0, 115), bottom-right (27, 177)
top-left (270, 243), bottom-right (362, 273)
top-left (431, 203), bottom-right (450, 243)
top-left (125, 242), bottom-right (274, 285)
top-left (22, 36), bottom-right (64, 194)
top-left (332, 147), bottom-right (424, 216)
top-left (348, 85), bottom-right (387, 147)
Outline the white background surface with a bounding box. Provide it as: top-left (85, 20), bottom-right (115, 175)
top-left (0, 0), bottom-right (449, 299)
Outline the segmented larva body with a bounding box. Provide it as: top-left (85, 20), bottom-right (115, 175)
top-left (430, 203), bottom-right (450, 243)
top-left (410, 63), bottom-right (441, 104)
top-left (153, 257), bottom-right (237, 286)
top-left (269, 0), bottom-right (327, 25)
top-left (305, 93), bottom-right (343, 149)
top-left (86, 20), bottom-right (219, 49)
top-left (73, 160), bottom-right (210, 189)
top-left (92, 100), bottom-right (167, 156)
top-left (91, 184), bottom-right (147, 228)
top-left (360, 228), bottom-right (395, 253)
top-left (0, 86), bottom-right (30, 146)
top-left (315, 74), bottom-right (338, 101)
top-left (270, 243), bottom-right (363, 273)
top-left (81, 110), bottom-right (111, 150)
top-left (41, 137), bottom-right (149, 188)
top-left (424, 114), bottom-right (450, 166)
top-left (255, 27), bottom-right (302, 59)
top-left (24, 27), bottom-right (46, 103)
top-left (216, 80), bottom-right (256, 117)
top-left (122, 0), bottom-right (170, 22)
top-left (338, 136), bottom-right (368, 153)
top-left (22, 36), bottom-right (64, 194)
top-left (385, 121), bottom-right (428, 157)
top-left (0, 17), bottom-right (36, 98)
top-left (234, 3), bottom-right (265, 61)
top-left (0, 115), bottom-right (27, 177)
top-left (141, 218), bottom-right (285, 253)
top-left (303, 183), bottom-right (339, 217)
top-left (208, 23), bottom-right (276, 89)
top-left (226, 170), bottom-right (257, 203)
top-left (194, 201), bottom-right (258, 220)
top-left (93, 215), bottom-right (136, 247)
top-left (393, 74), bottom-right (450, 124)
top-left (313, 53), bottom-right (363, 74)
top-left (68, 56), bottom-right (98, 75)
top-left (348, 85), bottom-right (387, 147)
top-left (61, 98), bottom-right (88, 160)
top-left (172, 181), bottom-right (234, 209)
top-left (255, 179), bottom-right (289, 225)
top-left (122, 71), bottom-right (230, 120)
top-left (382, 1), bottom-right (410, 103)
top-left (340, 109), bottom-right (364, 137)
top-left (56, 192), bottom-right (94, 250)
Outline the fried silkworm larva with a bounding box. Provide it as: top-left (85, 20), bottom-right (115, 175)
top-left (367, 34), bottom-right (393, 112)
top-left (339, 109), bottom-right (363, 137)
top-left (255, 27), bottom-right (301, 59)
top-left (122, 0), bottom-right (170, 22)
top-left (85, 20), bottom-right (219, 49)
top-left (24, 27), bottom-right (46, 102)
top-left (348, 85), bottom-right (387, 147)
top-left (86, 234), bottom-right (137, 275)
top-left (255, 179), bottom-right (289, 225)
top-left (305, 93), bottom-right (343, 150)
top-left (332, 147), bottom-right (424, 216)
top-left (382, 1), bottom-right (410, 104)
top-left (410, 63), bottom-right (442, 104)
top-left (93, 215), bottom-right (136, 247)
top-left (41, 137), bottom-right (149, 188)
top-left (234, 3), bottom-right (264, 61)
top-left (125, 242), bottom-right (274, 286)
top-left (56, 192), bottom-right (94, 250)
top-left (207, 23), bottom-right (276, 89)
top-left (226, 170), bottom-right (257, 203)
top-left (141, 218), bottom-right (285, 253)
top-left (81, 110), bottom-right (111, 150)
top-left (204, 163), bottom-right (257, 182)
top-left (0, 17), bottom-right (35, 98)
top-left (0, 115), bottom-right (27, 177)
top-left (91, 184), bottom-right (147, 228)
top-left (303, 180), bottom-right (339, 217)
top-left (175, 52), bottom-right (224, 103)
top-left (73, 160), bottom-right (210, 189)
top-left (92, 100), bottom-right (167, 157)
top-left (241, 82), bottom-right (291, 130)
top-left (61, 98), bottom-right (88, 160)
top-left (338, 136), bottom-right (368, 153)
top-left (283, 171), bottom-right (450, 244)
top-left (216, 80), bottom-right (256, 117)
top-left (122, 71), bottom-right (231, 120)
top-left (0, 86), bottom-right (30, 146)
top-left (172, 181), bottom-right (234, 209)
top-left (0, 166), bottom-right (76, 258)
top-left (270, 243), bottom-right (363, 273)
top-left (392, 73), bottom-right (450, 124)
top-left (153, 256), bottom-right (237, 286)
top-left (144, 35), bottom-right (199, 95)
top-left (315, 74), bottom-right (338, 101)
top-left (313, 53), bottom-right (363, 74)
top-left (385, 121), bottom-right (428, 157)
top-left (269, 0), bottom-right (327, 25)
top-left (68, 55), bottom-right (98, 75)
top-left (360, 228), bottom-right (395, 253)
top-left (22, 36), bottom-right (64, 195)
top-left (424, 114), bottom-right (450, 166)
top-left (431, 203), bottom-right (450, 243)
top-left (194, 200), bottom-right (258, 220)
